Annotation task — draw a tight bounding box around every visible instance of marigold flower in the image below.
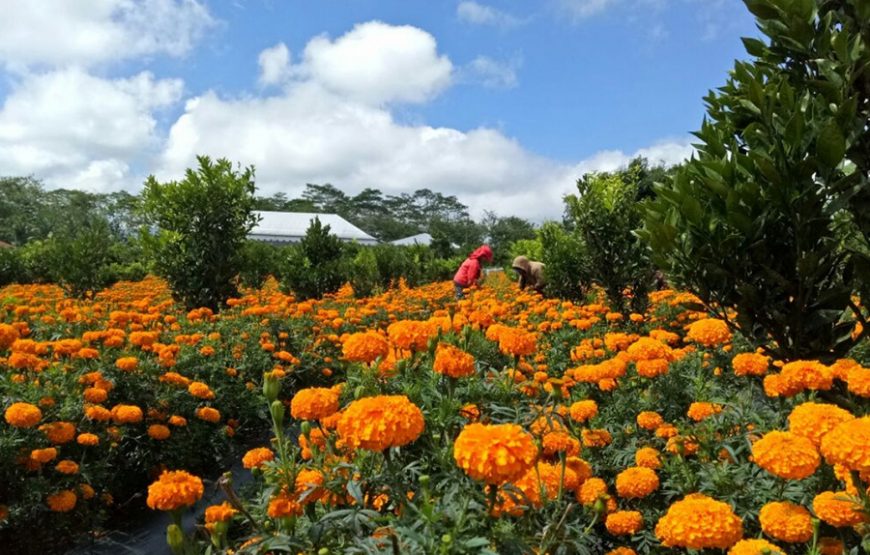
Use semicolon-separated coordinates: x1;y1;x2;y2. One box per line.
110;404;143;424
787;402;853;447
204;501;237;523
626;337;673;362
267;490;302;518
493;462;578;516
819;416;870;472
732;352;769;376
655;423;678;439
846;365;870;397
342;331;390;363
242;447;275;469
85;404;112;421
114;357;138;372
497;327;537;357
818;537;844;555
459;404;480;421
338;395;424;451
433;343;476;378
83;387;108;403
605;549;636;555
77;433;99;446
290;387;340;421
758;501;812;543
605;510;644;536
148;424;171;440
751;431;819;480
767;361;834;397
295;468;326;503
686;318;732;347
4;402;42;428
46;490;77;512
615;466;659;499
812;491;866;527
582;428;612;448
188;381;215;400
542;431;580;457
195;407;221;423
635;358;670;378
655;493;743;549
55;460;79;474
727;539;784;555
577;477;608;506
636;411;663;431
168;415;187;427
687;402;722;422
146;470;204;511
40;421;76;444
387;320;436;352
635;447;662;469
568;400;598;423
453;422;537;485
30;447;58;464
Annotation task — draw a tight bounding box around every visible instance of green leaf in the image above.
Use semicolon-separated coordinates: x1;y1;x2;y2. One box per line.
742;37;767;57
817;122;847;167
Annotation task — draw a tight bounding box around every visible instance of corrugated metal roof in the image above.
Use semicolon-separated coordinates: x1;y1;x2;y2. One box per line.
249;211;378;244
390;233;432;246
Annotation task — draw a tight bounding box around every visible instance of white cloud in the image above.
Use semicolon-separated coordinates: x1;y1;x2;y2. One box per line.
258;43;293;86
294;21;453;105
556;0;619;20
0;68;183;190
457;2;523;28
462;56;521;88
0;0;215;69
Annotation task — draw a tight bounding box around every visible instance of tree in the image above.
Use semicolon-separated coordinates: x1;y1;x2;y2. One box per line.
482;212;536;264
280;217;349;300
640;0;869;360
43;218;120;298
538;222;592;301
141;156;258;310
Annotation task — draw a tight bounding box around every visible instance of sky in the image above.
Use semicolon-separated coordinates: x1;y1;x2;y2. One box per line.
0;0;759;220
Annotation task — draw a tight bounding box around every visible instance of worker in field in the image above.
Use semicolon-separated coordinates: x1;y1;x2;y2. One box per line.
453;245;493;299
511;255;545;295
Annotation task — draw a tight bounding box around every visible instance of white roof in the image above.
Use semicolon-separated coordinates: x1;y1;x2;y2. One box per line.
250;211;377;244
390;233;432;246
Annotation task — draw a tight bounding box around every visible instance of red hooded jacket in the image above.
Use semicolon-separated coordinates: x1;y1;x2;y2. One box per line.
453;245;493;287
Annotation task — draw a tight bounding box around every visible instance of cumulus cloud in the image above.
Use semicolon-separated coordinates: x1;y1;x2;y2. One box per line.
462;56;521;88
457;2;523;29
258;43;293;86
0;68;183;190
0;0;215;69
556;0;619;20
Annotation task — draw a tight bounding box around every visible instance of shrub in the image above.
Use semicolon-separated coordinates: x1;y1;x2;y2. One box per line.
41;218;120;298
141;156;258;310
351;246;380;297
538;222;591;301
280;217;350;299
0;248;23;286
238;240;283;289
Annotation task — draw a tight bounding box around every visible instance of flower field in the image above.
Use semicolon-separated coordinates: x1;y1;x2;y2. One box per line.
2;274;869;554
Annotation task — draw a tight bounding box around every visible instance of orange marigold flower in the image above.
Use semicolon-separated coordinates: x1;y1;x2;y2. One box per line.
812;491;866;527
732;352;769;376
605;549;637;555
195;407;221;423
818;537;844;555
819;416;870;472
758;501;812;543
577;477;608;506
242;447;275;469
77;433;99;446
47;490;77;512
459;404;480;421
147;424;171;440
666;435;699;456
146;470;204;511
111;404;143;424
846;365;870;397
497;327;537;358
387;320;436;352
686;318;732;347
39;421;76;444
433;343;476;378
787;402;853;447
687;402;723;422
655;423;678;439
338;395;424;452
493;462;579;516
568;400;598;423
4;402;42;428
655;493;743;549
295;468;326;504
636;411;664;431
605;510;644;536
453;422;537;485
83;387;108;404
635;447;662;469
728;539;784;555
114;357;138;372
626;337;673;362
205;501;238;523
772;360;834;396
168;415;187;427
187;381;215;400
30;447;58;464
342;331;390;363
55;460;79;475
291;387;340;421
267;490;302;518
635;358;670;378
615;466;659;499
751;431;819;480
582;428;612;448
542;431;580;457
84;404;111;422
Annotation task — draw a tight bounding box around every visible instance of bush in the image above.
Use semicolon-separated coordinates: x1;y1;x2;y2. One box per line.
141;156;258;310
0;248;23;286
40;218;122;298
506;238;543;270
640;0;869;360
238;240;283;289
538;222;591;301
280;217;350;299
350;246;380;297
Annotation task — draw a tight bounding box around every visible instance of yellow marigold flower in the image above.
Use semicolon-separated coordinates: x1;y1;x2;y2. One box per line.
146;470;204;511
582;428;612;448
758;501;812;543
4;402;42;428
267;490;302;518
635;358;670;378
615;466;659;499
635;447;661;469
732;352;769;376
687;402;722;422
605;510;644;536
787;402;853;447
110;404;143;424
290;387;340;421
242;447;275;469
728;539;784;555
387;320;436;352
30;447;58;464
55;460;79;474
114;357;138;372
812;491;866;527
433;343;476;378
636;411;664;431
577;477;608;506
187;381;215;400
686;318;732;347
342;331;389;363
195;407;221;423
39;421;76;444
655;493;743;549
818;537;844;555
147;424;171;440
77;433;99;446
846;365;870;397
568;400;598;423
453;422;537;485
204;501;237;523
46;490;77;512
338;395;424;452
751;431;819;480
819;416;870;472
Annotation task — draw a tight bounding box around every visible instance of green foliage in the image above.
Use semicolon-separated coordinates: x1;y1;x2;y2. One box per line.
41;218;120;298
640;0;870;360
350;246;380;297
507;238;544;273
280;217;350;300
238;240;283;289
538;222;591;301
482;212;537;265
141;156;259;310
567;169;654;312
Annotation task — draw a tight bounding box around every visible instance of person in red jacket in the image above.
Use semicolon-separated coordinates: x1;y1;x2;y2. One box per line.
453;245;493;299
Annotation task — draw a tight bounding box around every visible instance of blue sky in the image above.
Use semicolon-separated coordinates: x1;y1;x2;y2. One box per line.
0;0;759;218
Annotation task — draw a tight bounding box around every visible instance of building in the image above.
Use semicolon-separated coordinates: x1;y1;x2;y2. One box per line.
249;211;378;245
390;233;433;247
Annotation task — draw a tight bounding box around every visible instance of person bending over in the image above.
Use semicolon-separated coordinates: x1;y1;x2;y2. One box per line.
512;255;545;295
453;245;493;299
